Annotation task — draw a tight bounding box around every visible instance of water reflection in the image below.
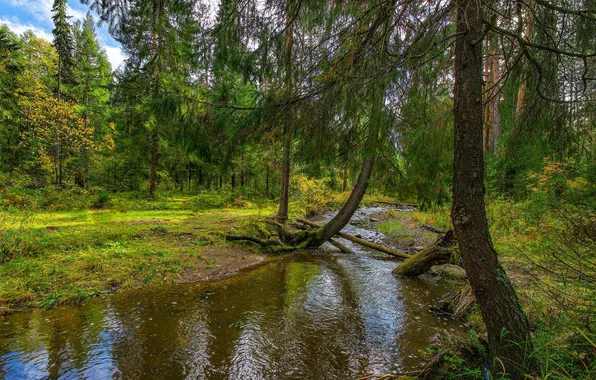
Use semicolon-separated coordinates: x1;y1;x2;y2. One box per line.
0;208;459;379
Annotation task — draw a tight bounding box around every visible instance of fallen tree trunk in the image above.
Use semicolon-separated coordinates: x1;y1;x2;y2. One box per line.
329;238;354;254
375;200;417;208
225;235;296;253
392;229;456;277
297;218;410;259
227;140;380;253
421;224;445;234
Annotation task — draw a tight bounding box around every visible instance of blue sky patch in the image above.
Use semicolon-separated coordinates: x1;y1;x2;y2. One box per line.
0;0;125;69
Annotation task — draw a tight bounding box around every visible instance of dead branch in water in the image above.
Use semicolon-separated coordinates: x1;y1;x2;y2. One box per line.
296;218;410;259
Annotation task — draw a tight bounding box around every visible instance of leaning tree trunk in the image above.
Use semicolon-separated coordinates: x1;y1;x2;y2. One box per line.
453;0;534;378
305;156;374;247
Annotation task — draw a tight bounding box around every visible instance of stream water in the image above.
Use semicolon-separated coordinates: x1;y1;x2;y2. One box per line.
0;207;461;379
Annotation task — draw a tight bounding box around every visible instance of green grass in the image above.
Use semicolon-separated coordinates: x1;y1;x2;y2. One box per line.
0;195;279;312
381;199;596;378
0;189;394;314
376;220;414;239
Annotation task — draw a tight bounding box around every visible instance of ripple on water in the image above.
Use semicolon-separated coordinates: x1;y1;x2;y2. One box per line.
0;207;461;379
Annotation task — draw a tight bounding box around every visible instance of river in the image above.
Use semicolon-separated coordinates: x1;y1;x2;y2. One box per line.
0;207;461;379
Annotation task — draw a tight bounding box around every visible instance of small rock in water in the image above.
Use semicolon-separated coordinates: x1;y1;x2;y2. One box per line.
200;289;216;299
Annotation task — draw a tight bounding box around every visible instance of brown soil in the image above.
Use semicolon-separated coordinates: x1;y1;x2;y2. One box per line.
179;247;270;283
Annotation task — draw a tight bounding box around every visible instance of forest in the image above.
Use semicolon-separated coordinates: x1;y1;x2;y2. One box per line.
0;0;595;379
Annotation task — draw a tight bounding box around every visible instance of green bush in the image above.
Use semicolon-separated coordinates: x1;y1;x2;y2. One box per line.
190;192;232;210
92;192;111;209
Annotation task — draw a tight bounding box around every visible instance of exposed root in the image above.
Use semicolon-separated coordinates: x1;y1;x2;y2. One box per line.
449;283;476;320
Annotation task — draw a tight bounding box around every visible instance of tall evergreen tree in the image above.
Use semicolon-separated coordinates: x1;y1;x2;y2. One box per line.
52;0;73;99
84;0;200;196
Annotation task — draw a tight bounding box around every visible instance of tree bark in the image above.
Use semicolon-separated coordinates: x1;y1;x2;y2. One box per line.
276;3;294;223
303;156;375;247
453;0;534;377
276;128;291;221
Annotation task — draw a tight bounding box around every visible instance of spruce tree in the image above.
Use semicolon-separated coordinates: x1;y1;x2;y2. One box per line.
52;0;73;99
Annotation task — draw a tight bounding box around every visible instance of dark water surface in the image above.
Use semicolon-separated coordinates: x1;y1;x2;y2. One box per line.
0;207;460;379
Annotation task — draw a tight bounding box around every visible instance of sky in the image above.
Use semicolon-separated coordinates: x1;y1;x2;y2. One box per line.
0;0;126;70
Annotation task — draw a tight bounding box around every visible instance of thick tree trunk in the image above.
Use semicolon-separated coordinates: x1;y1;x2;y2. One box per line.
276;4;294;223
483;39;498;153
453;0;534;377
492;46;501;151
305;156;375;247
149;131;158;197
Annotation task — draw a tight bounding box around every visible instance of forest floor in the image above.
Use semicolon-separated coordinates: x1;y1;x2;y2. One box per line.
0;204;274;314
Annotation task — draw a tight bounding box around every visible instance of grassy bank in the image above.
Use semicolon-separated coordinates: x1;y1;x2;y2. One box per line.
0;187;395;314
377;200;596;379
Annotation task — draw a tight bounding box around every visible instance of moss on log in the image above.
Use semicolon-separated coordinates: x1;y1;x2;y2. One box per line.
392;229;457;277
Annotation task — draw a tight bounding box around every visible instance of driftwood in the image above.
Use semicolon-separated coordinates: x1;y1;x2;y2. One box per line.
296;218;410;259
392;229;456;277
421;224;445;234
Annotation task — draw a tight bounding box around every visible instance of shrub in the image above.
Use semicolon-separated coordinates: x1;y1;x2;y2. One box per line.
190;192;232;210
92;192;111;209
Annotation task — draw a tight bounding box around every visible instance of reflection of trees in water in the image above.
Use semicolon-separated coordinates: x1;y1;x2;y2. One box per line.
0;253;457;378
107;287;195;379
0;304;118;378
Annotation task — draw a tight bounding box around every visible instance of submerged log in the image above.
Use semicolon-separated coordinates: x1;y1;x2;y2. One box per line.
296;218;410;259
392;229;456;277
329;238;354;254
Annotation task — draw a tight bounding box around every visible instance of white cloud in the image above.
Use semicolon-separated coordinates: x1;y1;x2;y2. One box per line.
104;45;126;70
1;0;127;71
3;0;87;24
1;16;127;70
0;17;53;41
